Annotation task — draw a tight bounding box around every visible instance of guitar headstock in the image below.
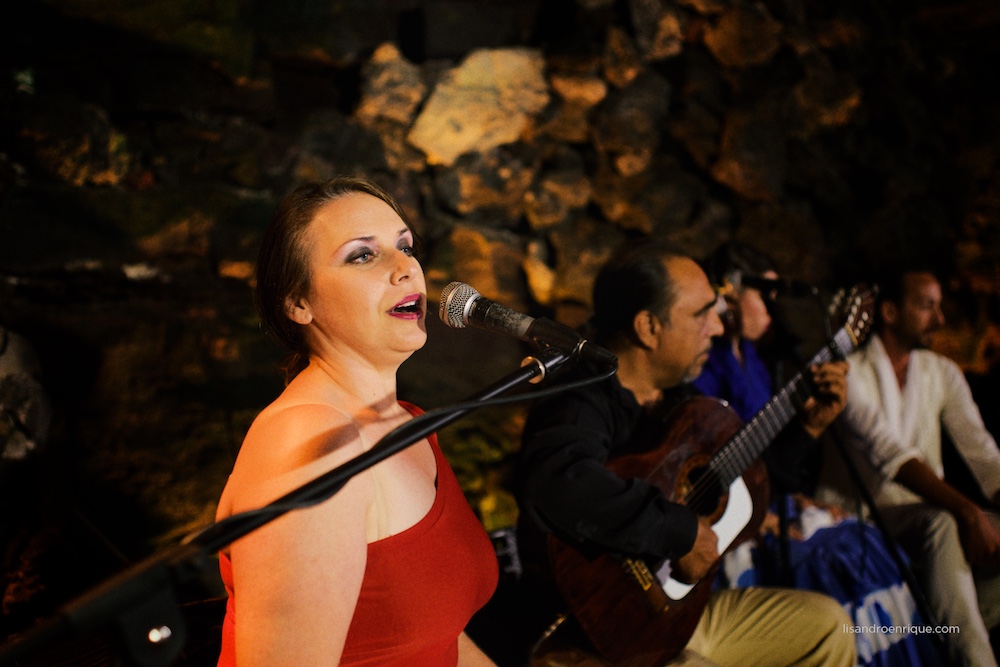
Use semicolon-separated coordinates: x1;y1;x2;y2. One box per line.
828;284;877;353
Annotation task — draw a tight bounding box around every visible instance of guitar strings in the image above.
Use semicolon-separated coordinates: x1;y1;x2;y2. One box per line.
681;375;814;512
679;329;847;512
678;294;873;518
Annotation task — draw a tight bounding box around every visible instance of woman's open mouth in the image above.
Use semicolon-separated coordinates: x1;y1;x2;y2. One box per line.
390;294;424;319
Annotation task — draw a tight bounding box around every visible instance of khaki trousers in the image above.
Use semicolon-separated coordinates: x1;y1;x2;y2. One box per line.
532;587;856;667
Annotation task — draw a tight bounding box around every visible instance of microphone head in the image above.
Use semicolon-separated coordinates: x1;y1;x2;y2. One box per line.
439;281;480;328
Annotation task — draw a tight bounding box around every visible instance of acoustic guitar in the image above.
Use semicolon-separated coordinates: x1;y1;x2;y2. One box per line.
545;287;875;667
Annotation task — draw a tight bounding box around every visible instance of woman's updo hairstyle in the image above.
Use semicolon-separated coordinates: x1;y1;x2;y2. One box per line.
702;241;777;339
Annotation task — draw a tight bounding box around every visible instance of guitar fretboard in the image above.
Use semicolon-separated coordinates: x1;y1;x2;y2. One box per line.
702;326;854;491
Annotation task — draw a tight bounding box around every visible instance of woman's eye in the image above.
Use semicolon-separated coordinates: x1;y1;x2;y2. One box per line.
348;248;375;263
399;243;414;256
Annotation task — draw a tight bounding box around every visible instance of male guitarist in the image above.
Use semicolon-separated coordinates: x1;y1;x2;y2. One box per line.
516;239;856;666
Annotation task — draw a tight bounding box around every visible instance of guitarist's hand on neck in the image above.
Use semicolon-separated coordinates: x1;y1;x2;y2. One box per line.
671;518;719;584
798;360;849;439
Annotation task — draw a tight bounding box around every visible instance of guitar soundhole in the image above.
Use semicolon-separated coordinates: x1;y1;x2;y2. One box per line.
677;458;727;520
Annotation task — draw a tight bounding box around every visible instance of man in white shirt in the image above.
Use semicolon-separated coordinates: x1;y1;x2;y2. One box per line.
836;269;1000;666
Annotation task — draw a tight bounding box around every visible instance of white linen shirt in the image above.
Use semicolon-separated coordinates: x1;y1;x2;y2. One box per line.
840;334;1000;508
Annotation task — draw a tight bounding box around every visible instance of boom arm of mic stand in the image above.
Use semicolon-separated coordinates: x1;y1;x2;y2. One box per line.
0;348;572;667
193;347;570;553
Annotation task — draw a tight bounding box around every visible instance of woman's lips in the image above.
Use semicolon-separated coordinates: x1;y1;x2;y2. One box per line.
389;294;424;319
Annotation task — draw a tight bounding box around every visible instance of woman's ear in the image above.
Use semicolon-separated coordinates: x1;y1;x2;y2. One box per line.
285;296;313;325
718;299;737;332
633;310;661;350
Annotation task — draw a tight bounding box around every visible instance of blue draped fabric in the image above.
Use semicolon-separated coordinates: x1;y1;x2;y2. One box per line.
732;519;937;666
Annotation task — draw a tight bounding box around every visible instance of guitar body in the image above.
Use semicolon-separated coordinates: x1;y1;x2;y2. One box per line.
546;397;770;667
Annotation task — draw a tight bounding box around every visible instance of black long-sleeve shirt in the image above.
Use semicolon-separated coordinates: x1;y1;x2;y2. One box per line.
516;371;816;563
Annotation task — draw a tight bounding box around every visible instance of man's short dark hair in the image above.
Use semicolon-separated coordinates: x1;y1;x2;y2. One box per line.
874;264;941;307
591;239;690;348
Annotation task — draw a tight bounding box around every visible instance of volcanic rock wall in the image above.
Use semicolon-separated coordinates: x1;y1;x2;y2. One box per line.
1;0;998;641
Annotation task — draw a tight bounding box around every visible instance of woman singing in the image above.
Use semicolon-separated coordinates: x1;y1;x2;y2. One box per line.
215;176;498;666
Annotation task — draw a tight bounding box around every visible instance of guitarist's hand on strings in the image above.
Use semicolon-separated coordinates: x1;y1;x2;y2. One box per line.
672;518;719;584
799;360;849;439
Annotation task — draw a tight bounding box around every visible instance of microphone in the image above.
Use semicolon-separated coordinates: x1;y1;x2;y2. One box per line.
740;275;820;298
438;282;617;368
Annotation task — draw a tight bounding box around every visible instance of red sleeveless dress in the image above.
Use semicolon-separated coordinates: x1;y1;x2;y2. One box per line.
217;402;498;666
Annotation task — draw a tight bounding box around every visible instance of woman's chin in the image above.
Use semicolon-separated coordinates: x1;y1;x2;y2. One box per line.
397;329;429;356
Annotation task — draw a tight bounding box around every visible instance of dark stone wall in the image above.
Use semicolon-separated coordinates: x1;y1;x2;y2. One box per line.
1;0;998;652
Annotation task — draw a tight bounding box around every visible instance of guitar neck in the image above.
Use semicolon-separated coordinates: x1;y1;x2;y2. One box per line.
707;326;854;488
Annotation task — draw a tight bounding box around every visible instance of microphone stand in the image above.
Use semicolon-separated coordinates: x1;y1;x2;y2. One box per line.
0;347;576;667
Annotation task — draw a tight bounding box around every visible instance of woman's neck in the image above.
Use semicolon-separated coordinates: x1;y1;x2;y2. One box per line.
730;335;745;366
304;355;401;411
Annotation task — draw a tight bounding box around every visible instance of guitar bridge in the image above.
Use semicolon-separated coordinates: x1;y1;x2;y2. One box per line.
621;558;668;612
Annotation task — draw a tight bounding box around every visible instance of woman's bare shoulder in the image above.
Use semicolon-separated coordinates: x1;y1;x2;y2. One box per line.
222;399;370;515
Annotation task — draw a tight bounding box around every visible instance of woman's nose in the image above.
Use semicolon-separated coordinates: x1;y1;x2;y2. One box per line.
391;250;418;283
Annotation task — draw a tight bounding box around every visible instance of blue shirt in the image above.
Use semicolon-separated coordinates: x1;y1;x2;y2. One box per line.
693;337;774;422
